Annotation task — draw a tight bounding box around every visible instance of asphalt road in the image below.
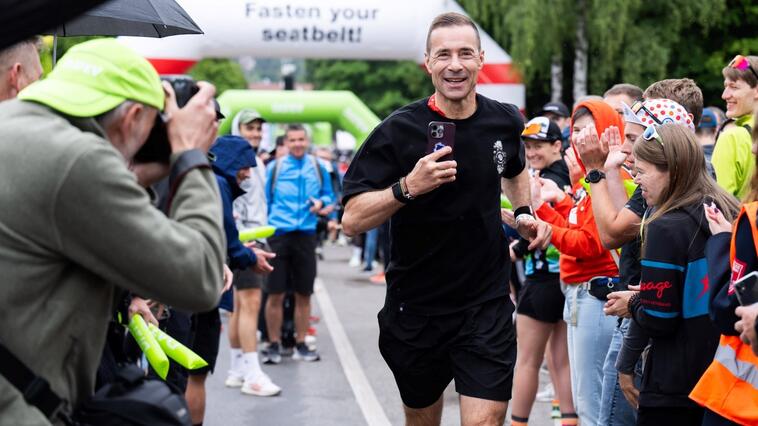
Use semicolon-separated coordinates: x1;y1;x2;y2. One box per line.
205;245;555;426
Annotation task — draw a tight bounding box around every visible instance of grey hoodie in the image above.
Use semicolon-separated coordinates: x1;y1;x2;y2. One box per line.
231;111;268;231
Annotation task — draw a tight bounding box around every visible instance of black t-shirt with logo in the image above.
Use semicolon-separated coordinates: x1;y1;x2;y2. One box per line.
342;95;525;315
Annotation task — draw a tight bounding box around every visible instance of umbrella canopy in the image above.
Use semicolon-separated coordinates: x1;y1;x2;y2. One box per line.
0;0;108;50
50;0;203;37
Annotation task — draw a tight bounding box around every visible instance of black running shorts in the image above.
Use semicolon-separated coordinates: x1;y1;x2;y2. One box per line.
378;296;517;409
187;309;221;376
516;273;565;323
264;232;317;295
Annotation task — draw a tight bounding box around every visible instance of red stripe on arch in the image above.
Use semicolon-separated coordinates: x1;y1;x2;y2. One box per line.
478;63;521;84
147;58;198;75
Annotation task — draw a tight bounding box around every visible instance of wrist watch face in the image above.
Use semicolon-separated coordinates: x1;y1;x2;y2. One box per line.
587;170;603;183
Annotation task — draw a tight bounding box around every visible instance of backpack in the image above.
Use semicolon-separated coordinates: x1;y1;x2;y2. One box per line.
267;155;324;202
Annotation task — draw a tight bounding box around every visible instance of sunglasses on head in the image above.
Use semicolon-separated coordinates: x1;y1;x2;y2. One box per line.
728;55;758;81
642;124;664;148
630;101;663;125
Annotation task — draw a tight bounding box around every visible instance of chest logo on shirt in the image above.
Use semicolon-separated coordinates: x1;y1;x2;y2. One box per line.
493;140;505;174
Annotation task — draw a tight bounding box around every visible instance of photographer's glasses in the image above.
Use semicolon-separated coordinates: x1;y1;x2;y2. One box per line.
728;55;758;81
631;101;663;125
642;124;664;148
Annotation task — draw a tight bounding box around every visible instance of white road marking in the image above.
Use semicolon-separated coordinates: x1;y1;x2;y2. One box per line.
313;278;391;426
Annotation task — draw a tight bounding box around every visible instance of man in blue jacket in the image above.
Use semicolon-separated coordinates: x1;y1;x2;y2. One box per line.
264;124;335;363
208;135;280;401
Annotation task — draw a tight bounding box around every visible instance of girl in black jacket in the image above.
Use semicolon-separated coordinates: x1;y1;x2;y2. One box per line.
607;124;739;425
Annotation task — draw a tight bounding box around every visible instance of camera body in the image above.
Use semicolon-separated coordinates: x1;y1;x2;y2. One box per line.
133;75;199;164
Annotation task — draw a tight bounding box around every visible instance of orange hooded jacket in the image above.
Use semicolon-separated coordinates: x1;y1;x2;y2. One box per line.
536;99;622;283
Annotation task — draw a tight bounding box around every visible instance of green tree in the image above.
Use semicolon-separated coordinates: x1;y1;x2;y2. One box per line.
306;59;434;119
460;0;726;112
188;59;247;94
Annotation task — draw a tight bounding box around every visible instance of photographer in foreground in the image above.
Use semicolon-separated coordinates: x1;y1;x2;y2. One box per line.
0;39;225;424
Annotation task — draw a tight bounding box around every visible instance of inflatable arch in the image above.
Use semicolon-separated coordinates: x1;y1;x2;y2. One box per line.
119;0;525;108
218;90;381;147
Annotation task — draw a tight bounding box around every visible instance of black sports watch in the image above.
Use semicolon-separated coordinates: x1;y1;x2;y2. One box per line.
585;169;606;184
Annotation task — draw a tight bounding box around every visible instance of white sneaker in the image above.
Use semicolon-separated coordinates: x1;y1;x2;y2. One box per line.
535;382;555;402
348;254;361;267
241;372;281;396
224;370;244;388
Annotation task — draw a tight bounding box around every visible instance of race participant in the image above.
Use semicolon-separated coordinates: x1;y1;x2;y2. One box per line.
605;123;738;425
712;55;758;198
341;12;551;426
690;112;758;425
527;99;622;426
264;124;334;363
509;117;575;426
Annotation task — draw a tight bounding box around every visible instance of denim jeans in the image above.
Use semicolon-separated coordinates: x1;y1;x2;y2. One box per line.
363;227;379;270
562;283;617;426
599;318;638;426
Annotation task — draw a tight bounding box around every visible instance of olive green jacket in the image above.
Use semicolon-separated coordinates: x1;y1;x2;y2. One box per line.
0;100;225;425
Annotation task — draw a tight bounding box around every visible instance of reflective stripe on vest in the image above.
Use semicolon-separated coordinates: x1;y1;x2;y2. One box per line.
714;339;758;391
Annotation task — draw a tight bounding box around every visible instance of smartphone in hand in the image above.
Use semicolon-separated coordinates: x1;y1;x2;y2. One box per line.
734;270;758;306
426;121;456;161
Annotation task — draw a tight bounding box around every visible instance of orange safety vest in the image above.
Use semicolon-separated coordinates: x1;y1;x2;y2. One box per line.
690;202;758;425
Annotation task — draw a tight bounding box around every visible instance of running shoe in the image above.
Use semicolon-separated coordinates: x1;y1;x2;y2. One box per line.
241;371;281;397
293;343;320;362
224;370;244;388
264;342;282;365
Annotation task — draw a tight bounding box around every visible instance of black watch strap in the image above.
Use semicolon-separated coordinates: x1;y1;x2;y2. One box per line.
585;169;606;184
392;181;409;204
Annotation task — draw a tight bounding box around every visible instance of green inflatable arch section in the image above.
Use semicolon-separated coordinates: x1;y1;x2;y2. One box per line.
217;90;381;148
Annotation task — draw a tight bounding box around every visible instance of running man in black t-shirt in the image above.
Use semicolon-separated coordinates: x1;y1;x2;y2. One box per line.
341;12;552;425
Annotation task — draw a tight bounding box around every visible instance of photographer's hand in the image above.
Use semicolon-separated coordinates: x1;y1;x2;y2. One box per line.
164;81;218;154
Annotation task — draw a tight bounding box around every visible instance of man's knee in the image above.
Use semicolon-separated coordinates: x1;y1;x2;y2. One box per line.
238;288;262;311
404;397;444;426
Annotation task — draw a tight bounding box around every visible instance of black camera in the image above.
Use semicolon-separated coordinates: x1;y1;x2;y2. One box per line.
133;75;199;164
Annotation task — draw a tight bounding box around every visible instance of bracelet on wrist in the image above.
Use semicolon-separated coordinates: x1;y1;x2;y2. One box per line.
399;177;415;200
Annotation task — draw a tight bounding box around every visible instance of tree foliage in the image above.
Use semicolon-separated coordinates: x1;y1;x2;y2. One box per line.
188;59;247;94
459;0;728;112
306;59;434;119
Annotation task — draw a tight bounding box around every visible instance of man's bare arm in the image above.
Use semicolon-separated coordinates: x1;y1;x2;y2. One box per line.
342;146;456;236
342;189;402;237
501;168;531;209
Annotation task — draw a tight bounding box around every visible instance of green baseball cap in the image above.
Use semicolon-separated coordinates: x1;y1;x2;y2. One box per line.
19;38;164;117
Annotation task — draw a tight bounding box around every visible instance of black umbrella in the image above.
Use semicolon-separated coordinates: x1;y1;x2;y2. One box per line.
46;0;203;63
52;0;203;38
0;0;109;50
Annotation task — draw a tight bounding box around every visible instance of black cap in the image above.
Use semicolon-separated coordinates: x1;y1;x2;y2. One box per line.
540;101;570;118
522;116;563;142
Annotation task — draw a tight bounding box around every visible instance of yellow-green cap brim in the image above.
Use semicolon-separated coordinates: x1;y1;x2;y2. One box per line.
19;78;125;118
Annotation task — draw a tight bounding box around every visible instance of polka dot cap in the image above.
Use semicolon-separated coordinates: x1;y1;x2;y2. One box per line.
639;98;695;132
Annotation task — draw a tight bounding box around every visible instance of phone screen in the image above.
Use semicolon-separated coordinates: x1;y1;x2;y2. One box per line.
734;271;758;306
426;121;456;161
